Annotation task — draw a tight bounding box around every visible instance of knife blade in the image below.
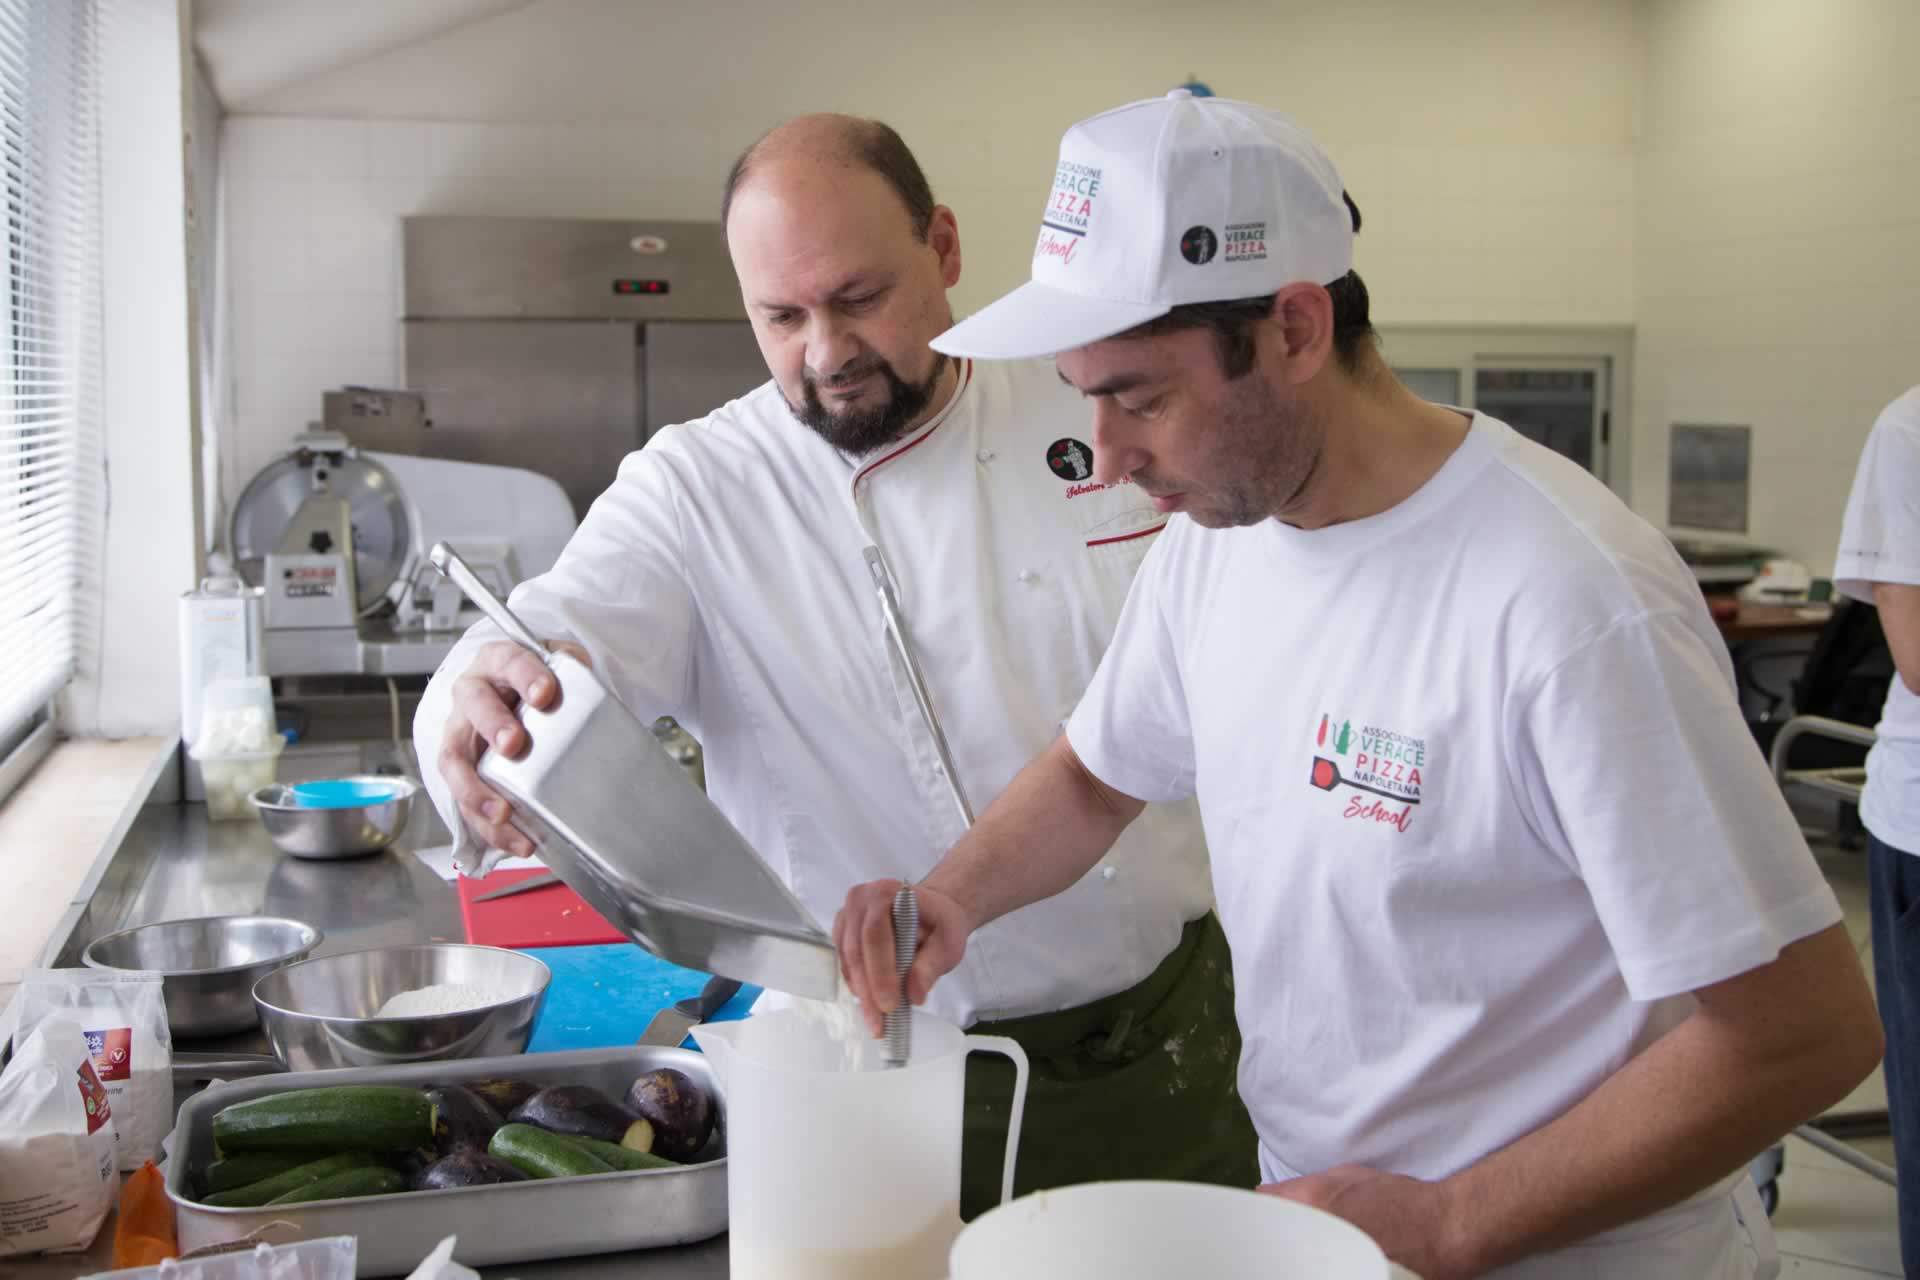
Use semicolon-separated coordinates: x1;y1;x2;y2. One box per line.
471;870;563;902
638;975;743;1047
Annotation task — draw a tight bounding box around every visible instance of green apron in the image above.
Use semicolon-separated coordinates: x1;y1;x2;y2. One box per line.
959;911;1258;1220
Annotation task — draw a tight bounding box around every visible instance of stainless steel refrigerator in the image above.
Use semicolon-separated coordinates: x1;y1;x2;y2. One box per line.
402;216;769;518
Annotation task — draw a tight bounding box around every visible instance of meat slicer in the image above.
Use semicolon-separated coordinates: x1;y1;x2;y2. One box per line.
227;430;577;678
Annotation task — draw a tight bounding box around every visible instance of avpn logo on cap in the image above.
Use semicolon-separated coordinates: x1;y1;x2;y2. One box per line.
1179;226;1218;265
932;94;1355;360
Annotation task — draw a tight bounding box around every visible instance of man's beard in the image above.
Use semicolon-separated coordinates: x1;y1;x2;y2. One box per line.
1141;373;1322;529
788;354;949;455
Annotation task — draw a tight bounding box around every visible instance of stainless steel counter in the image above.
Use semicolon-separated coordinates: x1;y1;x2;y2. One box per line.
20;798;730;1279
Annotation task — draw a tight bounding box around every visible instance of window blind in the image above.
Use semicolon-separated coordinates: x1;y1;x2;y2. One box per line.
0;0;103;747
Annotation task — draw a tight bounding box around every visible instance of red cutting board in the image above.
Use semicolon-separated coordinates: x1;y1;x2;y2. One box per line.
456;867;627;948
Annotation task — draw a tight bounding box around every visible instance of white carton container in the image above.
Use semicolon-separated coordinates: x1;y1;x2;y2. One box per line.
192;677;281;820
179;572;265;804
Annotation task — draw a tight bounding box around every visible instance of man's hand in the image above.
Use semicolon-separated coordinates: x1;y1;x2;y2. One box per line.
1262;1165;1468;1280
437;637;590;857
832;879;973;1036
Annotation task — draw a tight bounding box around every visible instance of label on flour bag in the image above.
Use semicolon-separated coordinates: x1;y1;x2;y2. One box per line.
76;1059;113;1136
82;1027;132;1082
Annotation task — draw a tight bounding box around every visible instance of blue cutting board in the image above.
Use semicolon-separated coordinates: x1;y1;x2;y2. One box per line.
522;944;759;1054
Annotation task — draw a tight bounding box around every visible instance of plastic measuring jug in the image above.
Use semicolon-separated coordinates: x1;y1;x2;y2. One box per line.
694;1007;1028;1280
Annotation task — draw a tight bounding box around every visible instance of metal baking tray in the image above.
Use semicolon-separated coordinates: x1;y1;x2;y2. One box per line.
164;1046;727;1276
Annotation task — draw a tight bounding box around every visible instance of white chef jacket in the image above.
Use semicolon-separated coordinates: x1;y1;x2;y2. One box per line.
413;357;1215;1025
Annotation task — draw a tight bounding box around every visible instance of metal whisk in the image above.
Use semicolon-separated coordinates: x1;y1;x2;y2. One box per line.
884;886;918;1068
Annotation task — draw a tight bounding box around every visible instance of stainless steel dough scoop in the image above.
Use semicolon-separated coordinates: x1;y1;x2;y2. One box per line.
431;541;839;998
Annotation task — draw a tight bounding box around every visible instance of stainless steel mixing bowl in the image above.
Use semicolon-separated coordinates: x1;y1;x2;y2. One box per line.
251;943;550;1070
250;775;418;858
82;915;323;1038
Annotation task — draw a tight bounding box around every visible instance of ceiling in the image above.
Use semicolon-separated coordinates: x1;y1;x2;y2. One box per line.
192;0;534;110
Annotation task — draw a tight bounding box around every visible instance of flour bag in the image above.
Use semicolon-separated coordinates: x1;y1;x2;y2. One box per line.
0;1015;118;1256
16;968;173;1169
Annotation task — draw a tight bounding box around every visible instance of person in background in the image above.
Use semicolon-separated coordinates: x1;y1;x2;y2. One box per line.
412;113;1256;1218
1835;385;1920;1277
836;91;1884;1279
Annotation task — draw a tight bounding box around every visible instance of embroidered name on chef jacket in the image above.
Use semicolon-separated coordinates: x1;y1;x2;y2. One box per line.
1308;713;1427;834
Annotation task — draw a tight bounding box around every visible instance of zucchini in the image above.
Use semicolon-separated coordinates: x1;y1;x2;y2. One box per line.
550;1132;678;1172
213;1085;434;1154
203;1150;312;1195
266;1166;409;1205
488;1123;615;1179
200;1152;382;1207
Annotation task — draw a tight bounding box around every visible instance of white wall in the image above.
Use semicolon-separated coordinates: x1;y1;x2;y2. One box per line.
62;0;200;738
1632;0;1920;570
216;0;1640;505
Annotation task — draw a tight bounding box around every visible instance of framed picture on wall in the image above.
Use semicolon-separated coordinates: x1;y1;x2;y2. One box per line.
1668;423;1751;533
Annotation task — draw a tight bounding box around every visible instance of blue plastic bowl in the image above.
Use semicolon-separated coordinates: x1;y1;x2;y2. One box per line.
289;778;415;810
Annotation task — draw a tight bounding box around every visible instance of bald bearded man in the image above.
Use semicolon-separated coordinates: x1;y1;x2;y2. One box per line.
414;114;1257;1217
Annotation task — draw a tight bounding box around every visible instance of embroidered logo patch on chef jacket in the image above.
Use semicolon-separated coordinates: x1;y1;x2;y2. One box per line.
1308;712;1426;834
1047;437;1095;481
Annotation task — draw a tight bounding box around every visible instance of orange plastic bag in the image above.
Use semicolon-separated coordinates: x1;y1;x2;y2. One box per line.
111;1160;177;1267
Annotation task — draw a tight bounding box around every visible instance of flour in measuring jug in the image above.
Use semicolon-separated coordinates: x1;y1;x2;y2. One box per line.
787;981;872;1071
731;1204;962;1280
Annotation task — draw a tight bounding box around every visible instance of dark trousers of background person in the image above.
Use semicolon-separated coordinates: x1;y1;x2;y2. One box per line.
1869;832;1920;1278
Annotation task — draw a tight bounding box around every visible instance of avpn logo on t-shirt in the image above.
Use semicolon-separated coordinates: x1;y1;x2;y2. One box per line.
1308;713;1426;833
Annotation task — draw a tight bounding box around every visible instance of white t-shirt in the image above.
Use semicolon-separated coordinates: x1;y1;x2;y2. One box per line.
1834;386;1920;853
1069;414;1836;1270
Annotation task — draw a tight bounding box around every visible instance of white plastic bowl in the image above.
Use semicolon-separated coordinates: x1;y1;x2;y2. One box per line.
949;1181;1392;1280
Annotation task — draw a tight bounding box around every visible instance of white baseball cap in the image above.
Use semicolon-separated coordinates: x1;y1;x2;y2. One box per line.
933;90;1353;360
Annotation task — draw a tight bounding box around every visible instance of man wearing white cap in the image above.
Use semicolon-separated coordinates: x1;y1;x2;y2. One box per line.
837;92;1882;1278
418;113;1257;1219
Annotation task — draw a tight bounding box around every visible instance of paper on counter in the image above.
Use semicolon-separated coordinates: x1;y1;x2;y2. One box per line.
411;844;544;883
405;1235;481;1280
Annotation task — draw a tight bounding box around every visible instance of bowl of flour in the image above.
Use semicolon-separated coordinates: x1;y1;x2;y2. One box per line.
251;943;550;1070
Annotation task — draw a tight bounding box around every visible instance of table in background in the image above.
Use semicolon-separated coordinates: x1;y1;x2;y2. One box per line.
1706;595;1833;643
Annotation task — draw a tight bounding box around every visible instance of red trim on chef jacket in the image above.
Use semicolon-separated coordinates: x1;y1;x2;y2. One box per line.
850;360;974;488
1086;522;1167;548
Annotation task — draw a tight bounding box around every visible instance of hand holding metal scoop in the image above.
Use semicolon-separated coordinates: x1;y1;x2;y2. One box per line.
428;542;840;999
884;886;918;1068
